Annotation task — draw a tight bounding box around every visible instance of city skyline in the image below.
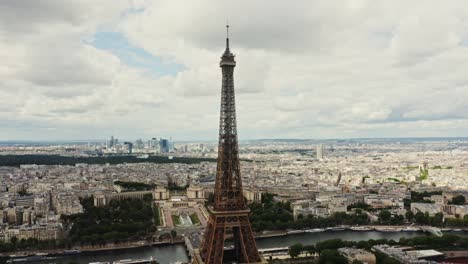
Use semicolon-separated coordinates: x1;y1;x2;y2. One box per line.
2;1;468;140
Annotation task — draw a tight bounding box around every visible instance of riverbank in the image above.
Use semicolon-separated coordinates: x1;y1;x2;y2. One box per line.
3;230;449;264
1;226;466;258
0;239;185;258
255;225;468;239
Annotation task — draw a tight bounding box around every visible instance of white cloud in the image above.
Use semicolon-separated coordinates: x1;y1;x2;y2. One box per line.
1;0;468;140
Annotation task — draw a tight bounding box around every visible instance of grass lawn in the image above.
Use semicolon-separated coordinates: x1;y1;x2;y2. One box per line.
172;215;181;226
190;213;200;225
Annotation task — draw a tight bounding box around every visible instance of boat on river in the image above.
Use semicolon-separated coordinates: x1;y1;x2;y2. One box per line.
305;228;325;233
376;227;400;232
326;227;345;231
402;226;419;232
350;226;373;231
7;255;55;263
287;230;305;234
62;249;81;255
113;256;159;264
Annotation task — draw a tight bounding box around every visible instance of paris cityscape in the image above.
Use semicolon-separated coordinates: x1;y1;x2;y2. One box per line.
2;1;468;264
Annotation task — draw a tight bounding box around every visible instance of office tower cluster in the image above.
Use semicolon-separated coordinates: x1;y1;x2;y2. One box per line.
105;136;174;154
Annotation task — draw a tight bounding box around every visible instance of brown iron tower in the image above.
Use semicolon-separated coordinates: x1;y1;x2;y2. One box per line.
197;26;263;264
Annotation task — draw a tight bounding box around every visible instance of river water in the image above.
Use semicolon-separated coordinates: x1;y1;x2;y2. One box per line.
10;231;463;264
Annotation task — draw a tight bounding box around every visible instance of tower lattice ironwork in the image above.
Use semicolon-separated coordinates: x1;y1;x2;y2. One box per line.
198;26;263;264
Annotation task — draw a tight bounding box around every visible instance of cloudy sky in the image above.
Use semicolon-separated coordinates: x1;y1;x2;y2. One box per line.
1;0;468;141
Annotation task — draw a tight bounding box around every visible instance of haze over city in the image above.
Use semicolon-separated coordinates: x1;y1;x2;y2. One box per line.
2;1;468;141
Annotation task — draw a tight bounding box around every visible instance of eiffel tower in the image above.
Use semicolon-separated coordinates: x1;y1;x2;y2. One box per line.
193;26;266;264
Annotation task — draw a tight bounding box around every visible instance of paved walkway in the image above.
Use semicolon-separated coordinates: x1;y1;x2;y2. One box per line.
164;209;174;228
194;205;208;227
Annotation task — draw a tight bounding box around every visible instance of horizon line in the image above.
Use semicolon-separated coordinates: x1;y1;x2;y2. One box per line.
1;136;468;143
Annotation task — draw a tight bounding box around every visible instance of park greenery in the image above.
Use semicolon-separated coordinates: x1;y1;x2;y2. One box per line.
0;238;71;253
172;215;181;226
0;195;160;253
249;192;468;232
448;195;466;205
190;213;200;225
318;249;349;264
114;180;154;191
0;154;215;167
249;194;370;232
409;191;442;203
62;194;158;245
418;167;429;181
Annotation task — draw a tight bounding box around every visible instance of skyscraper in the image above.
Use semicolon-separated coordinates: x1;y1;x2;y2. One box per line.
194;26;264;264
159;138;169;153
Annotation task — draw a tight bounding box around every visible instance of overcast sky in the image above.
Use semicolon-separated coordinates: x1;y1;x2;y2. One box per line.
1;0;468;141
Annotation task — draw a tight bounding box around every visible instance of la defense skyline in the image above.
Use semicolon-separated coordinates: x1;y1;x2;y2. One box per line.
193;27;265;264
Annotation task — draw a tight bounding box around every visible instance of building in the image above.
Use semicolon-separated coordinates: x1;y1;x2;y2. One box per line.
441;204;468;218
13;196;35;208
243;189;262;203
293;205;329;220
153;187;170;201
109;135;115;148
150;138;159;152
4;224;63;242
123;142;133;154
93;190;153;207
430;195;445;205
373;244;443;263
93;193;107;207
338;247;376;264
34;197;50;217
52;193;83;215
160;139;170;153
364;194;404;209
317;144;324;159
411;203;441;216
187;186;205;200
22;208;34;226
5;207;18;225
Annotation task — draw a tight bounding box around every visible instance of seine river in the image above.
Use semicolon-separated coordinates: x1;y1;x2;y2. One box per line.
8;230;439;264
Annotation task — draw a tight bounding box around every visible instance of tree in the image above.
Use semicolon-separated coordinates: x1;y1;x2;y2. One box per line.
419;168;429;181
10;237;18;247
289;243;303;258
449;195;466;205
379;210;392;223
316;239;346;253
415;212;428;224
303;244;316;256
405;210;414;221
432;213;444;226
319;249;348;264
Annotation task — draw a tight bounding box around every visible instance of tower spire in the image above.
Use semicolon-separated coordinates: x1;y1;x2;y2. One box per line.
225;24;230;50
